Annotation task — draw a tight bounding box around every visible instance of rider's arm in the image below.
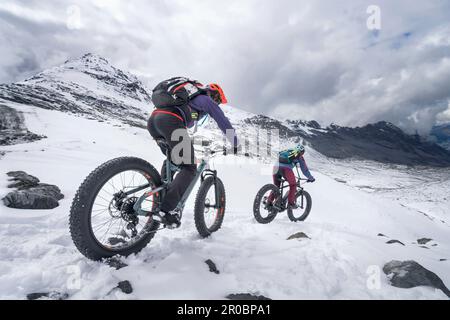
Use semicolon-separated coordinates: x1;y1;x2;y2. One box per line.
190;95;238;147
296;156;314;180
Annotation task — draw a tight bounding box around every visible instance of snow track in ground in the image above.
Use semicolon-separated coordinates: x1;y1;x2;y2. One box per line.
1;105;449;299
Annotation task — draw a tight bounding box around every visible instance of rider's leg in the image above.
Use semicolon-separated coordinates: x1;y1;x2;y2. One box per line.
282;168;297;206
160;131;197;214
268;166;282;204
147;113;197;227
160;163;196;211
149;113;197;213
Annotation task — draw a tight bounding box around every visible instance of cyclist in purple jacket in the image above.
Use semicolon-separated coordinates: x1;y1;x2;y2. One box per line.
148;83;238;228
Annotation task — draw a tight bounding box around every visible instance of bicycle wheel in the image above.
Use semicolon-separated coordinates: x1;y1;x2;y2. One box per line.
70;157;162;261
287;190;312;222
253;184;280;224
194;176;226;238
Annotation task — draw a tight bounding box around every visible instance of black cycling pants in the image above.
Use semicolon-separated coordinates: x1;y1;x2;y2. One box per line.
147;112;197;213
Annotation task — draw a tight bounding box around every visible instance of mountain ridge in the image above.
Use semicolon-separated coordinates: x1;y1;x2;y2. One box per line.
1;53;450;166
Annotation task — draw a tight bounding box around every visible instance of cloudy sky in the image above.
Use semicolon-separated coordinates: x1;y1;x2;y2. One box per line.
1;0;450;133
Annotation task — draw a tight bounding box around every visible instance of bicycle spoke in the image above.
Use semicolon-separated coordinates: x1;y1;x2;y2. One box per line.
100;188;114;198
100;218;119;243
109;178;118;194
120;173;125;190
92;218;115;232
95;193;111;204
89;169;158;250
128;171;137;191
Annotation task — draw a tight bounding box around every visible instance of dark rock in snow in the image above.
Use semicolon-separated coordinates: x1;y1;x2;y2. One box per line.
117;281;133;294
7;171;40;189
440;259;447;262
27;184;64;200
205;259;220;274
2;171;64;209
27;292;69;300
383;260;450;298
378;233;387;237
386;240;405;246
3;184;64;209
227;293;271;300
287;232;310;240
105;257;128;270
0;105;46;146
417;238;432;245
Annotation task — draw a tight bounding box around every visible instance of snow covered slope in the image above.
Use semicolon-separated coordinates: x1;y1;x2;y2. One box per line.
0;102;449;300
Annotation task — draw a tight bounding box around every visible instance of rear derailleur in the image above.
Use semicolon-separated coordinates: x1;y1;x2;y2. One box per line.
112;192;139;237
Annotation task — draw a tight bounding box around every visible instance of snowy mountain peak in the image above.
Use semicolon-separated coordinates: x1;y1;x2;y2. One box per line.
25;53;147;96
1;53;152;128
76;53;110;65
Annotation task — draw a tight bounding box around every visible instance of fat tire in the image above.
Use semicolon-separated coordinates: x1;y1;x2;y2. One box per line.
194;177;226;238
287;190;312;222
69;157;162;261
253;184;279;224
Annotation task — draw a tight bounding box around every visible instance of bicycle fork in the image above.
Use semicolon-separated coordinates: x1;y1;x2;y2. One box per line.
201;168;222;211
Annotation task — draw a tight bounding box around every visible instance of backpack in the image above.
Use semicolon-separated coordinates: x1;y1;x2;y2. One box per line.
279;149;299;164
152;77;205;109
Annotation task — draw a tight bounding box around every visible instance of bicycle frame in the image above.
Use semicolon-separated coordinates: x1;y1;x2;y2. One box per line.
131;145;220;217
275;166;308;211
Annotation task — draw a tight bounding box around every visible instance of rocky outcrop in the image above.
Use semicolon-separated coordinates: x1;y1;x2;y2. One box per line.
0;104;45;146
383;260;450;298
2;171;64;209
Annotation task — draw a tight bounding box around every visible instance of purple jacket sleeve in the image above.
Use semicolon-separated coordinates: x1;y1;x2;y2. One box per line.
190;95;238;147
295;156;314;180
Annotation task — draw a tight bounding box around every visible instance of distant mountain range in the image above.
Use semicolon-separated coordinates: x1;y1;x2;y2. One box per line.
1;53;450;167
431;124;450;151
